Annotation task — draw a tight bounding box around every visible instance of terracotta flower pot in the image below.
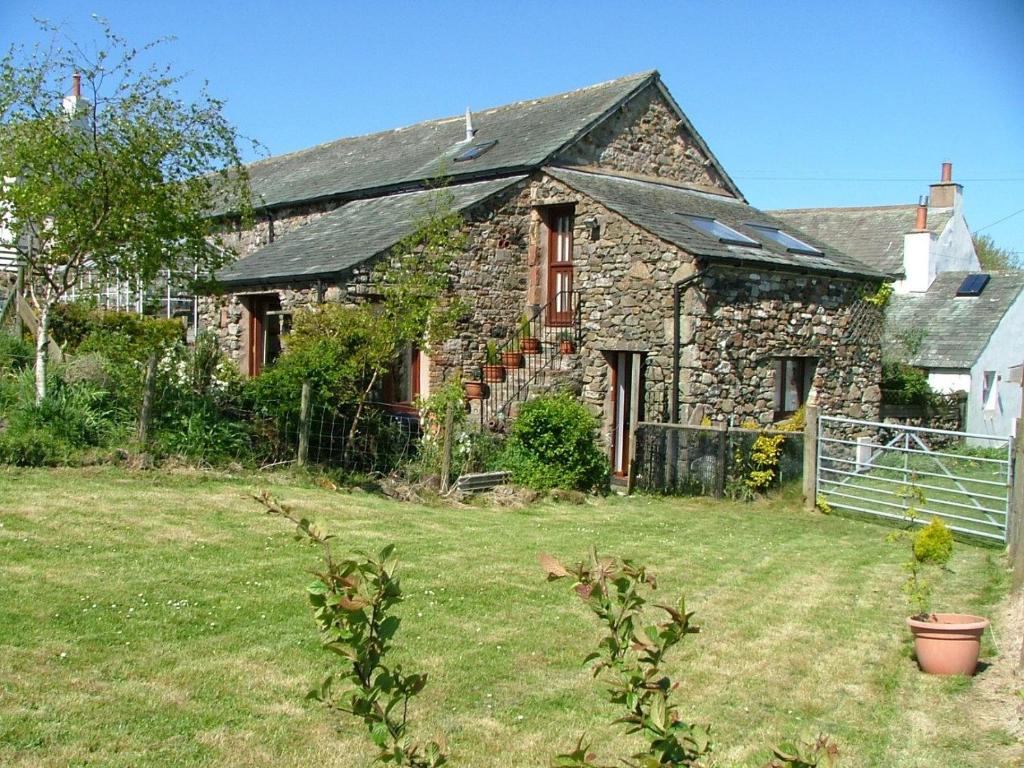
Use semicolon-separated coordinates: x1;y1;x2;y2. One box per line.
521;337;541;354
906;613;989;675
558;339;575;354
482;364;506;383
463;380;488;400
501;350;524;369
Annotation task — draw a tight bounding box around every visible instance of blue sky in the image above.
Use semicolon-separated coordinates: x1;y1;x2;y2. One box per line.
4;0;1023;258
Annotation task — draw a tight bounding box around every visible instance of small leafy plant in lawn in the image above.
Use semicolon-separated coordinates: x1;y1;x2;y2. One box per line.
540;549;839;768
254;491;446;767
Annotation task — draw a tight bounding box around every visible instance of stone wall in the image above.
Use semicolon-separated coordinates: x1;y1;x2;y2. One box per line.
556;83;732;194
681;268;883;425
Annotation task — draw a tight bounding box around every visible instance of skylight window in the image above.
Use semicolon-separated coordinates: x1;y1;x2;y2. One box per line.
680;215;760;247
453;139;498;162
956;273;990;296
745;223;823;256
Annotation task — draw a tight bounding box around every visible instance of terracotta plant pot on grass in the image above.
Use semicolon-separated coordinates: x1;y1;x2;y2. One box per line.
896;517;988;676
906;613;989;675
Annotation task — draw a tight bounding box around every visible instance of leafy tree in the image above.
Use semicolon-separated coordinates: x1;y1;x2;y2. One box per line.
973;234;1022;271
251;188;468;457
0;20;251;402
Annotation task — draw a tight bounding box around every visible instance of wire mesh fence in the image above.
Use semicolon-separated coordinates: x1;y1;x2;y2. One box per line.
632;422;804;497
145;375;421;474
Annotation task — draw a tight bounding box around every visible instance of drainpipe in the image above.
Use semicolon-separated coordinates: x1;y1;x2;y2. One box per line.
671;270;705;424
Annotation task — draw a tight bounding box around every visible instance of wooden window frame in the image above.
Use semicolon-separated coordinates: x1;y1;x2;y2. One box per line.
247;295;289;377
774;357;816;420
546;206;575;327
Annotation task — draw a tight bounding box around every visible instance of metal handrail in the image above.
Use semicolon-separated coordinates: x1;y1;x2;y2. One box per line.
478;290;581;426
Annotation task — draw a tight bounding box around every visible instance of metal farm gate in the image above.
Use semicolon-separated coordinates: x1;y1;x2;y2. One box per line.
816;416;1013;543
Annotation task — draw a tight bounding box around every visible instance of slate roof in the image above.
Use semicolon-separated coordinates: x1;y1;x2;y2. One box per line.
229;70;745;213
884;271;1024;368
216;176;526;286
546;168;884;279
766;205;953;277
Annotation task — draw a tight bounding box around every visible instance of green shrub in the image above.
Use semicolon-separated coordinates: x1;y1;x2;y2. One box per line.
0;332;33;372
913;518;953;566
50;303;184;363
154;397;250;462
0;423;74;466
6;378;122;448
499;393;608;492
881;361;932;406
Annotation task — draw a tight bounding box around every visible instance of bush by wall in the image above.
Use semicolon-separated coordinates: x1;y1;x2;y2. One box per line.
498;393;608;492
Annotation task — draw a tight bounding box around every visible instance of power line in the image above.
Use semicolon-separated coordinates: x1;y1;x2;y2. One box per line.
734;176;1024;182
975;207;1024;233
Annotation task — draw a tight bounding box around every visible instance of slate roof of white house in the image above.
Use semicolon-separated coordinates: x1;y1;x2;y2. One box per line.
216;176;526;285
222;71;741;215
547;168;885;279
884;271;1024;368
766;204;954;277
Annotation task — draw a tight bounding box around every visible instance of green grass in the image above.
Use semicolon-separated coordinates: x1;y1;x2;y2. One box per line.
0;467;1016;767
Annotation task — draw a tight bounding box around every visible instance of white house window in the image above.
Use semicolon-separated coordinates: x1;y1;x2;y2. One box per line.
775;357;816;418
982;370;998;412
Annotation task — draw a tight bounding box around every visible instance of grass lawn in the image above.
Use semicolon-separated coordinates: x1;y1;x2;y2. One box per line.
0;467;1016;767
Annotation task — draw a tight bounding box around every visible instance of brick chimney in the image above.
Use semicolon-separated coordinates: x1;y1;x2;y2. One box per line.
62;72;90;127
914;195;928;230
929;161;962;210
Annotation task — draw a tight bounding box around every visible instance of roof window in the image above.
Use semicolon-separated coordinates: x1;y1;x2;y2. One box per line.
745;223;823;256
453;139;498;162
680;215;760;247
956;273;990;297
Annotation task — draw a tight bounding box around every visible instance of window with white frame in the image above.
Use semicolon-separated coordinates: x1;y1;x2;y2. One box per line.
982;370;998;412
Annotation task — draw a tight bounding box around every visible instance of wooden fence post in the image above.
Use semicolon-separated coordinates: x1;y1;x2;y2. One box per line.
137;353;158;446
803;405;820;512
297;380;311;467
1011;418;1024;593
439;400;455;494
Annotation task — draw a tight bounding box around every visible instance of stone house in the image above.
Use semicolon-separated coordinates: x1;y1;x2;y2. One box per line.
204;71;886;476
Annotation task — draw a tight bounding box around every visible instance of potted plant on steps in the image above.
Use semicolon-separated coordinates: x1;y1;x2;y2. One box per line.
896;516;989;675
501;340;523;370
463;376;488;400
557;330;576;354
482;341;506;383
518;315;541;354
